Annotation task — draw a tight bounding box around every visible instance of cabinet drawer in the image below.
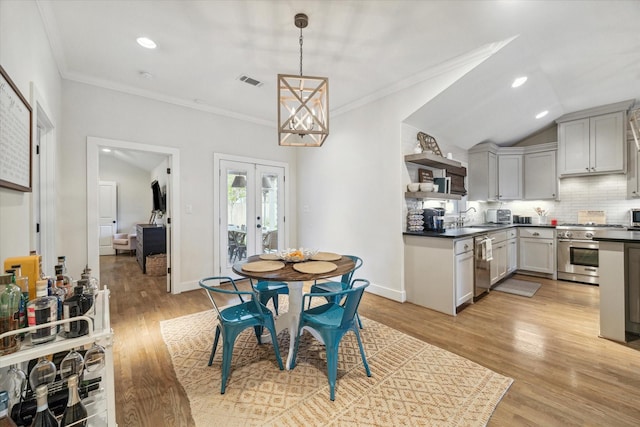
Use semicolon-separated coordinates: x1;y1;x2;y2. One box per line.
518;227;554;239
507;228;517;239
488;230;507;243
455;238;473;255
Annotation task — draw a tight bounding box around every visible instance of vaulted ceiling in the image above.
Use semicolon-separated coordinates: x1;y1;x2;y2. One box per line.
38;0;640;149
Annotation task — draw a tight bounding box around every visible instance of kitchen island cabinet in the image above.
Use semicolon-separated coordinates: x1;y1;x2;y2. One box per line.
404;234;474;316
594;230;640;342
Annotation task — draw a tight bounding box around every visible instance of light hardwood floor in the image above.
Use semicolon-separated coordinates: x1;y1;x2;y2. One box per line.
102;255;640;426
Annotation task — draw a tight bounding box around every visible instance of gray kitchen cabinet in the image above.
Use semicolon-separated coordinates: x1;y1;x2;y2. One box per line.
455;238;474;307
627;136;640;198
507;228;518;274
557;100;633;176
518;227;555;275
498;154;523;200
469;142;552;201
468;145;499;201
524;147;557;200
489;230;508;285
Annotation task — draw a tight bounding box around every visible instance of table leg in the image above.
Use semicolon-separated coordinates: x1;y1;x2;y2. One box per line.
259;281;303;370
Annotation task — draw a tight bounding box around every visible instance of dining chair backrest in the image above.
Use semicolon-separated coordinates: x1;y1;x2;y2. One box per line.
339;279;369;328
199;276;265;319
340;255;363;284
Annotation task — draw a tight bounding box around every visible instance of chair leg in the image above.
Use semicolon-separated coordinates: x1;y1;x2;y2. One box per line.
253;325;264;344
272;295;279;315
209;326;221;366
220;332;239;394
353;327;371;377
356;312;363;329
266;318;284;370
326;338;339;401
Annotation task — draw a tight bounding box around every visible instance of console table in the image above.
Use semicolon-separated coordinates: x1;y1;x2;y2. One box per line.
136;224;166;273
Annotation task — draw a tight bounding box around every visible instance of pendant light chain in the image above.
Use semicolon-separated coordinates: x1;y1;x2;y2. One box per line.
299;27;304;76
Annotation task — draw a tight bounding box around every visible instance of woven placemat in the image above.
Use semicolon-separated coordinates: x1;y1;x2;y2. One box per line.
241;260;285;272
310;252;342;261
292;261;337;274
259;253;279;260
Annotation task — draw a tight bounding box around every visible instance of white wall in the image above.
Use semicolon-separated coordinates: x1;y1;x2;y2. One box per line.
0;0;62;264
60;80;297;287
296;47;498;302
98;155;153;234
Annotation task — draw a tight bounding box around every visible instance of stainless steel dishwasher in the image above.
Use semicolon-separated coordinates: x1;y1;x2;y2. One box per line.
474;234;492;298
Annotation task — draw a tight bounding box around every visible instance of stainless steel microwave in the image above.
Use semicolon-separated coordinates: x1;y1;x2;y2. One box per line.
632;209;640;228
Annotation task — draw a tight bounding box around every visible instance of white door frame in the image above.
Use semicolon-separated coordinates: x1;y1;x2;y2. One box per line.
30;83;56;273
98;181;117;256
87;137;181;293
213;153;289;277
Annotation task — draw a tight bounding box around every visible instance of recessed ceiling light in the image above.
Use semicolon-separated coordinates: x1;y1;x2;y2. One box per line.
511;76;528;88
136;37;157;49
102;148;111;153
535;110;549;119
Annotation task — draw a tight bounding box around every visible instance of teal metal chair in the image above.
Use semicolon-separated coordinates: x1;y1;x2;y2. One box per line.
309;256;364;328
250;279;289;316
291;279;371;401
199;276;284;394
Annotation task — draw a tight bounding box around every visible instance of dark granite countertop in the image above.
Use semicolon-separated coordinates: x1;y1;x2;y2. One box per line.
403;223;556;239
592;229;640;243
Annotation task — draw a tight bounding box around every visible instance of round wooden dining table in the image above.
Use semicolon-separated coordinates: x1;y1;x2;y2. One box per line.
232;254;356;369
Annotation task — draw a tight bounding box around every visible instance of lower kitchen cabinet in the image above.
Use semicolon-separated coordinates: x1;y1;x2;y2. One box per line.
455;238;474;307
518;227;556;275
507;229;518;273
489;231;508;285
404;235;473;316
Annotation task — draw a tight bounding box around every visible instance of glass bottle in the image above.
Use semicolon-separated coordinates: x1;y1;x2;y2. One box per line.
0;273;22;355
0;390;18;427
27;280;58;345
30;384;57;427
10;265;29;329
63;284;90;338
60;374;87;427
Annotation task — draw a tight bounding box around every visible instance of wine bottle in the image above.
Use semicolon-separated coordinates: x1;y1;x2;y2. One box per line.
60;374;87;427
30;385;57;427
0;390;18;427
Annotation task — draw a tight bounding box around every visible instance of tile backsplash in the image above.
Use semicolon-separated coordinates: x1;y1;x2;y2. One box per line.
487;174;638;225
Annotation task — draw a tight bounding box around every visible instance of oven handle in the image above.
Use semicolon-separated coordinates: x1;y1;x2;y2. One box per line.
584;267;597;272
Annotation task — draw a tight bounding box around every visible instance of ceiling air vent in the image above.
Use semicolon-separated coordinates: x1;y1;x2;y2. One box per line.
238;75;263;87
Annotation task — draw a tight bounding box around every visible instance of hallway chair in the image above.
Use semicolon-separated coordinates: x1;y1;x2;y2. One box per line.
112;233;137;255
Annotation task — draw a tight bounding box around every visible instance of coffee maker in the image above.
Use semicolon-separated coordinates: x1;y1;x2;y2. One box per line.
423;208;446;232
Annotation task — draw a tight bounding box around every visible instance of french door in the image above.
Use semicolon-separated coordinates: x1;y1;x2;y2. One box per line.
219;159;285;278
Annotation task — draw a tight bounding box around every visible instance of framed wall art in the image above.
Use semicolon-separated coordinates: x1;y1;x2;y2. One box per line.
0;64;32;192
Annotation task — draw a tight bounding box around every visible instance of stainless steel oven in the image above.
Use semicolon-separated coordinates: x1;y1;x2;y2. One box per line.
556;224;625;285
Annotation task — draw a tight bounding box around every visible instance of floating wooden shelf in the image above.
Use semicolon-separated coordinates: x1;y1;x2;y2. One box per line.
404;152;463;169
405;191;462;201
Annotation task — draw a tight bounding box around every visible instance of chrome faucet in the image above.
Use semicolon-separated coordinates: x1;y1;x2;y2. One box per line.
457;207;477;227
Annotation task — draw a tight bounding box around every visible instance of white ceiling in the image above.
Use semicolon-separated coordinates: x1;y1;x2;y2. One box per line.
38;0;640;149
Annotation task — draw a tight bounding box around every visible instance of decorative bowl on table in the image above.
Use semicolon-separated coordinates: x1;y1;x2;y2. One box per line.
277;248;317;263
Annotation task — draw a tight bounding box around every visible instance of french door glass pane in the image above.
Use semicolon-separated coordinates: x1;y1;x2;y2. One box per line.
227;170;247;262
261;173;279;253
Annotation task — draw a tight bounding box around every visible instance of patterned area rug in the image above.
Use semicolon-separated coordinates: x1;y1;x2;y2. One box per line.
160;301;513;426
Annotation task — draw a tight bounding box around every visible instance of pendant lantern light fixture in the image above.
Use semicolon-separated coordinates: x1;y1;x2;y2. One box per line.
278;13;329;147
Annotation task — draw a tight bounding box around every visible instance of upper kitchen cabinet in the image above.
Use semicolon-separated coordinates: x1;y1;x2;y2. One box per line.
469;142;557;201
557;100;634;177
468;143;523;201
524;143;558;200
628;133;640;198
